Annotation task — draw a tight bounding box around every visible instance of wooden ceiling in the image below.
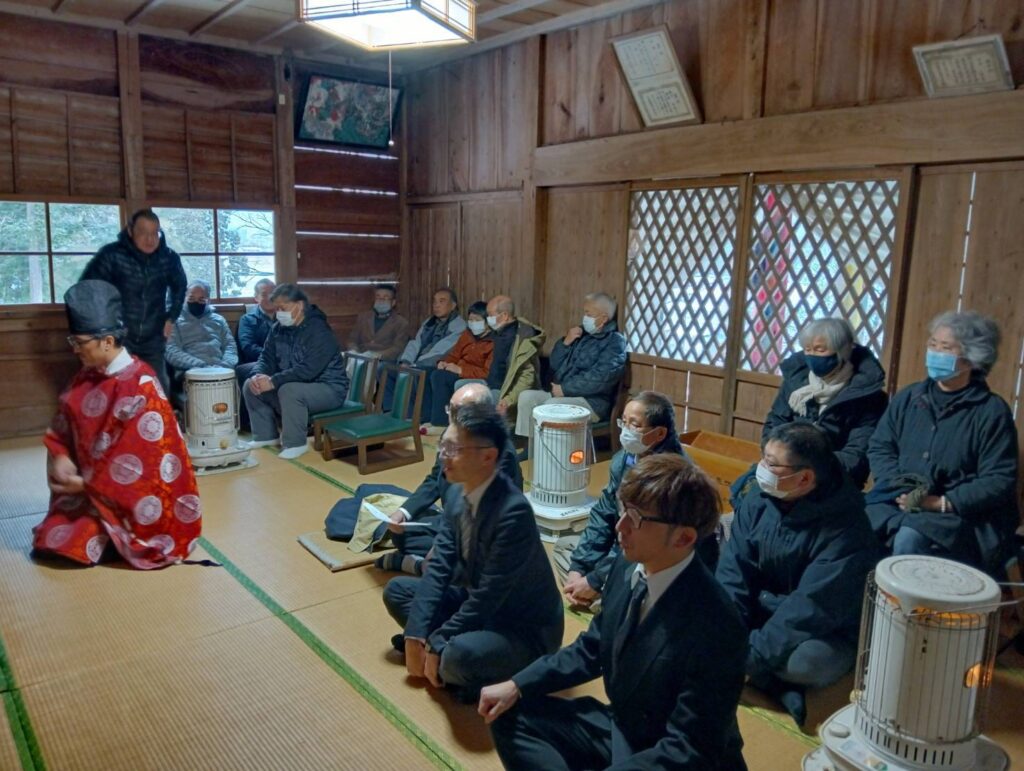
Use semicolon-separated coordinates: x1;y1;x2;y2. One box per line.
0;0;661;68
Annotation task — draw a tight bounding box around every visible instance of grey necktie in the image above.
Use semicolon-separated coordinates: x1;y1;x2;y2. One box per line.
613;571;649;664
459;495;474;562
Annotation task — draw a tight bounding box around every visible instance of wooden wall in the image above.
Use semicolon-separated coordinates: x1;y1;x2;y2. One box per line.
0;13;291;437
401;0;1024;453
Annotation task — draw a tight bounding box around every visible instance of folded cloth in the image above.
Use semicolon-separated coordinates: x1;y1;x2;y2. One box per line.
348;493;408;554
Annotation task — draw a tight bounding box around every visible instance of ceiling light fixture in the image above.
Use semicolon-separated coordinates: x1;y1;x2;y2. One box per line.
298;0;475;50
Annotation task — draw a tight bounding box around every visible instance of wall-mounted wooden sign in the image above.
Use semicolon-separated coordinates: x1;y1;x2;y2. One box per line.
611;25;701;128
913;34;1014;98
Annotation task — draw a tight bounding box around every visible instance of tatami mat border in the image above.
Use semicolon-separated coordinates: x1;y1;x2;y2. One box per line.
740;703;818;748
198;536;462;770
0;633;45;771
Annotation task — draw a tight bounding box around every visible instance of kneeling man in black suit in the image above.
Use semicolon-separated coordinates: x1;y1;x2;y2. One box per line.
480;453;749;770
383;401;564;698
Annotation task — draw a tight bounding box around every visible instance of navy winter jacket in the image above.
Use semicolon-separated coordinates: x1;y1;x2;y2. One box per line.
716;471;879;676
253;305;348;395
237;305;274;364
549;320;627;420
80;228;187;352
762;344;888;487
866;377;1019;575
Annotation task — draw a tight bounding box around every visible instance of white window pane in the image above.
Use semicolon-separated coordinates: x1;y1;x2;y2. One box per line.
152;207;214;253
218;209;275;253
0;254;51;305
218;254;275;299
50;204;121;252
0;202;47;252
53;255;94;302
180;255;215;293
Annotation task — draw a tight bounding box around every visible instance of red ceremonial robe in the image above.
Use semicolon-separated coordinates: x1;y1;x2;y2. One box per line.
33;352;202;569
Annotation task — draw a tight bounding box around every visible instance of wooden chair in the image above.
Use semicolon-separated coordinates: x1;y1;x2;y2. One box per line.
311;353;377;457
591;355;631;453
320;363;426;473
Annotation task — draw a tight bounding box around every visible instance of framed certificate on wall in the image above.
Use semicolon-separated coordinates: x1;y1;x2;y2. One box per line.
611;25;702;128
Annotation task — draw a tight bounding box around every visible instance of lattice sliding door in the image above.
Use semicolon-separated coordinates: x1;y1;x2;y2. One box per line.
625;185;741;368
739;177;902;374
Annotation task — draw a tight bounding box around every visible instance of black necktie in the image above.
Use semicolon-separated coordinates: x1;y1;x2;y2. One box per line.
459;495;473;562
613;572;648;663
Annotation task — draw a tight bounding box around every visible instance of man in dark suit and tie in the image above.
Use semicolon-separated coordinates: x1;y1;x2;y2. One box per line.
480;453;749;770
376;382;523;576
382;402;564;697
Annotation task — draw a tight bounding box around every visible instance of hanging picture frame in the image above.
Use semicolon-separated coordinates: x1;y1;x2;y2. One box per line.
611;25;702;128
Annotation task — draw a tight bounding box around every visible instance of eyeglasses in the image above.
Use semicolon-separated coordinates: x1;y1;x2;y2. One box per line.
438;441;492;457
617;501;676;529
760;457;803;471
67;335;99;350
615;419;650;431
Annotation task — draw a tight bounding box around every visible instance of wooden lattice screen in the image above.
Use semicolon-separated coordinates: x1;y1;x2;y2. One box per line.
740;179;901;373
625;185;740;367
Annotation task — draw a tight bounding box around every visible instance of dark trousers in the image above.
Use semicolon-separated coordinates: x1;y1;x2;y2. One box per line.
382;367;431;421
392;510;442;557
428;369;461;426
490;695;616;771
382;576;555;689
235;361;259;430
128;339;169;394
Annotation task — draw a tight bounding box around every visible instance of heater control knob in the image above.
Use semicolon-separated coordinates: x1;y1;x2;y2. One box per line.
827;723;850;739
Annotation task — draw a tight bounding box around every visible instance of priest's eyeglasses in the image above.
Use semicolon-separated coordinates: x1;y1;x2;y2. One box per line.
67;335;100;350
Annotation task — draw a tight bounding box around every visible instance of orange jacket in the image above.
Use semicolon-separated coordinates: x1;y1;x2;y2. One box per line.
442;330;494;379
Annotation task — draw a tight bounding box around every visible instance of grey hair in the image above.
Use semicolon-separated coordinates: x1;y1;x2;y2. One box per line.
493;297;515;316
928;310;1001;374
585;292;617;320
452;381;495;410
798;317;855;361
187;279;212;297
253;278;275;295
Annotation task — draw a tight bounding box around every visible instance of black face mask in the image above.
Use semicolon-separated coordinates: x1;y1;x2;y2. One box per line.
187;302;207;318
805;352;839;377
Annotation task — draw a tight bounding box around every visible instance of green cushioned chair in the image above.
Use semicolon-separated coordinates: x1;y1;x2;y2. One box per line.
591;353;631;455
312;353;378;457
321;363;426;473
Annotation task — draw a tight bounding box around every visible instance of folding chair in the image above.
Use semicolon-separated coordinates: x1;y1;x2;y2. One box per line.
311;352;377;457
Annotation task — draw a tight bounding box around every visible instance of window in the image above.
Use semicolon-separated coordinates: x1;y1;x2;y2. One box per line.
740;179;900;373
0;201;121;305
625;186;740;367
152;207;275;299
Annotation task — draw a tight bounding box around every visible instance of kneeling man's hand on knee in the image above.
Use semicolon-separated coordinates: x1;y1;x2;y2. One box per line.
478;680;520;724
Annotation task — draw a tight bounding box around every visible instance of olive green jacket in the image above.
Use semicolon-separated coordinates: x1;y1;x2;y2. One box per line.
497;317;545;412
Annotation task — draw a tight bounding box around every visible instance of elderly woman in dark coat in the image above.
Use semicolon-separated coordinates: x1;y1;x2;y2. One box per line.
866;310;1019;577
732;318;888;507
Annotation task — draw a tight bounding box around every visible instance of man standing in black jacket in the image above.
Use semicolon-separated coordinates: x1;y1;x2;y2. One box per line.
80;209;187;392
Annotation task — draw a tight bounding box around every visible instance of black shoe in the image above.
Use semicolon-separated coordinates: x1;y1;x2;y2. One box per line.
390;633;405;653
778;687;807;727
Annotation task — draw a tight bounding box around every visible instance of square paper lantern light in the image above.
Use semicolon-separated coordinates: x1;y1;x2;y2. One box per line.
299;0;475;50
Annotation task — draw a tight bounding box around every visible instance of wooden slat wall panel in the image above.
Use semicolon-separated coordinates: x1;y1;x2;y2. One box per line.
296;236;400;280
404;41;534;197
293;150;399;190
458;197;526;315
0;88;12;193
404;205;461;323
138;35;276;112
0;13;118;97
541;186;629;350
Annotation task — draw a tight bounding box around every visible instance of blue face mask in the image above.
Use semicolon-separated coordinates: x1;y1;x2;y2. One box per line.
926;349;959;381
805;352;839;377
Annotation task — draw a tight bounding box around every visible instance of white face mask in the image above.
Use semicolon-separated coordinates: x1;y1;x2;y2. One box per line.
276;310;295;327
755;461;800;499
373;301;392;315
619;426;652;456
468;319;486;336
581;315;599;335
486;315;501;331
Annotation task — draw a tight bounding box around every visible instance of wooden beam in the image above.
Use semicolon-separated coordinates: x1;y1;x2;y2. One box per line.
0;0;283;55
478;0;556;23
116;30;146;208
274;57;298;285
533;90;1024;187
255;18;298;45
422;0;668;66
125;0;168;26
50;0;72;13
189;0;253;37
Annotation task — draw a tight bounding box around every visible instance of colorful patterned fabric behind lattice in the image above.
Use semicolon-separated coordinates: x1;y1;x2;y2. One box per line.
625;186;740;367
740;179;900;373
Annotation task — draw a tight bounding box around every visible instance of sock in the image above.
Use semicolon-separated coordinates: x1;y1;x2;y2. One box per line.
402;555;424;576
374;552;403;571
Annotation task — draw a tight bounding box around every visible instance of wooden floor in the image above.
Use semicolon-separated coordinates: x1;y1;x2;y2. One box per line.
0;434;1021;770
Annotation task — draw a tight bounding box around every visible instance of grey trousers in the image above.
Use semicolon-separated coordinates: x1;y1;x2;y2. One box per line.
514;390;595;437
552;535;580;582
243;380;344;449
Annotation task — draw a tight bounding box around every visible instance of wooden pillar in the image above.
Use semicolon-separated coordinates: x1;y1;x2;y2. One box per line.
116;30;146;217
274;56;298;284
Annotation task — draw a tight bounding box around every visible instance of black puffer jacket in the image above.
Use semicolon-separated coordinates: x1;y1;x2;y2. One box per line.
254;304;348;395
80;228;187;352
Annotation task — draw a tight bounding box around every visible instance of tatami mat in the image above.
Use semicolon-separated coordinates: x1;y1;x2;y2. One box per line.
0;699;25;771
22;616;436;771
0;518;271;688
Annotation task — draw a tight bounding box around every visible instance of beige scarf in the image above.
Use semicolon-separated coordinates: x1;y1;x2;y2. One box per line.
788;360;854;417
